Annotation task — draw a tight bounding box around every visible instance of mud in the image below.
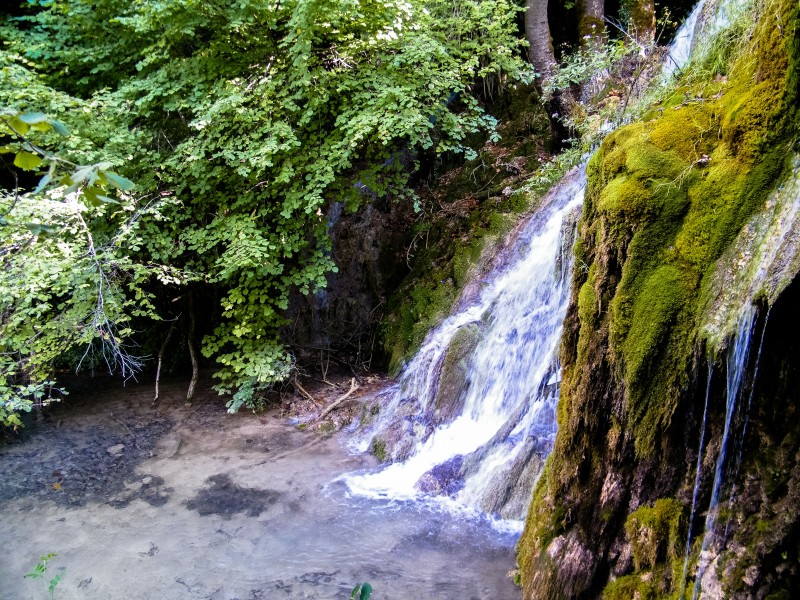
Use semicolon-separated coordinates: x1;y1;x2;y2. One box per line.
0;375;520;599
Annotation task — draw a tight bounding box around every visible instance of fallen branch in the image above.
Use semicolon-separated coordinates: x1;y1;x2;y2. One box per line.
293;375;322;407
316;377;359;421
186;294;198;405
151;321;177;408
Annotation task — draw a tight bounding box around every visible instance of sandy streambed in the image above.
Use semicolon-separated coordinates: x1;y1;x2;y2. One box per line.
0;377;519;599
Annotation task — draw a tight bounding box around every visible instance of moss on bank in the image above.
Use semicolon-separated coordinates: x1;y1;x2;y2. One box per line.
519;0;799;597
381;86;568;373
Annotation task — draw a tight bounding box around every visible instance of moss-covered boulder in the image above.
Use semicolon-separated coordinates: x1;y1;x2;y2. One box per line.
518;0;800;597
433;322;483;424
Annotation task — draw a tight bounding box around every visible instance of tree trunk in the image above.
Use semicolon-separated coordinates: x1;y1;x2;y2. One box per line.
579;0;605;46
524;0;570;148
524;0;556;82
628;0;656;45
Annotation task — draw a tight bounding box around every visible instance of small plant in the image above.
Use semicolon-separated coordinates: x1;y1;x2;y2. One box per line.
24;553;64;600
350;582;372;600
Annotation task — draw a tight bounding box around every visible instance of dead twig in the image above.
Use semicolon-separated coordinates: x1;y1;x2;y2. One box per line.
151;320;177;408
293;375;322;407
185;293;198;405
316;377;359;421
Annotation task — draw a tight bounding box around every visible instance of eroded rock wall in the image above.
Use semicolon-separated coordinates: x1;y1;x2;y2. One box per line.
518;0;800;597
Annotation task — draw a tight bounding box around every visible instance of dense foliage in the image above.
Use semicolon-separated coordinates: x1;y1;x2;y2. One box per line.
1;0;532;419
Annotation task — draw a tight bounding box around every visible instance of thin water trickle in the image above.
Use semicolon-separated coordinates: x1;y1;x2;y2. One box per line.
692;307;756;600
721;307;770;542
679;362;713;598
344;166;586;520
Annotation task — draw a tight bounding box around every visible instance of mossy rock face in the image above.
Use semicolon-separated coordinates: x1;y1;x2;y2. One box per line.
625;498;685;573
433;322;483;425
519;0;800;598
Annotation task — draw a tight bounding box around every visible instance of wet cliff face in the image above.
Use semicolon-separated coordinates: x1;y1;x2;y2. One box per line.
284;194;413;372
518;0;799;597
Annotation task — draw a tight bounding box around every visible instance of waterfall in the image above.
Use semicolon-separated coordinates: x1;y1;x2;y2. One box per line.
662;0;707;79
721;307;770;542
662;0;755;82
691;153;799;596
692;308;756;600
343;166;586;520
679;362;713;597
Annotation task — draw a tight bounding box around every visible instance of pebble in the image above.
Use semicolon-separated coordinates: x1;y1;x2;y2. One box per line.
107;444;125;455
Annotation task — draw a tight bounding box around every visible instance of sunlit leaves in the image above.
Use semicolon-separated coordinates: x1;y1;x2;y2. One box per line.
13;150;43;170
4;0;532;409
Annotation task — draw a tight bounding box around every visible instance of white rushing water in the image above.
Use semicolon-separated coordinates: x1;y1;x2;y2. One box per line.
343;167;586;521
662;0;707;78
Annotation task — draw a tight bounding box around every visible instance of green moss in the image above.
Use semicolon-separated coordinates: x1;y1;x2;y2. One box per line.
576;264;598;361
648;102;715;160
625;498;685;572
520;0;800;594
598;175;655;220
371;437;387;462
574;0;798;454
452;237;485;288
602;572;662;600
624;142;686;182
434;323;482;418
518;458;567;573
384;274;457;374
621;265;690;389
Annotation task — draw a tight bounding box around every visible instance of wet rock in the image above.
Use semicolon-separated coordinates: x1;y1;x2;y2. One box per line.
0;406;172;507
370;396;432;462
608;534;634;578
433;323;483;425
542;531;596;597
743;565;759;587
185;473;280;518
460;435;547;519
417;456;465;495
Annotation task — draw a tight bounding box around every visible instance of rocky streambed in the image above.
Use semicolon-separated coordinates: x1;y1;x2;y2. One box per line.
0;376;520;599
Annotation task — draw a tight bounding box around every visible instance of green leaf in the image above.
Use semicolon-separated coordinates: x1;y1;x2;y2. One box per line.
105;172;135;191
25;223;59;236
50;120;70;136
17;112;48;125
33;173;52;194
97;194;120;204
359;583;372;600
14;151;43;171
7;117;29;135
83;186;105;207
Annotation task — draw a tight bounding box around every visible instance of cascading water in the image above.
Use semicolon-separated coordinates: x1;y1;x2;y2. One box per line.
692;308;756;600
721;307;770;543
343;166;586;521
662;0;707;78
691;154;799;596
679;363;713;597
663;0;754;81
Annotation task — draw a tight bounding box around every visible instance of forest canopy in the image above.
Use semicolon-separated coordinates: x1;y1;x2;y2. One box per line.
0;0;534;422
0;0;693;424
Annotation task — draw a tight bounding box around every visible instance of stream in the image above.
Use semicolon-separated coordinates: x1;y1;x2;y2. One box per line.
0;377;520;599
